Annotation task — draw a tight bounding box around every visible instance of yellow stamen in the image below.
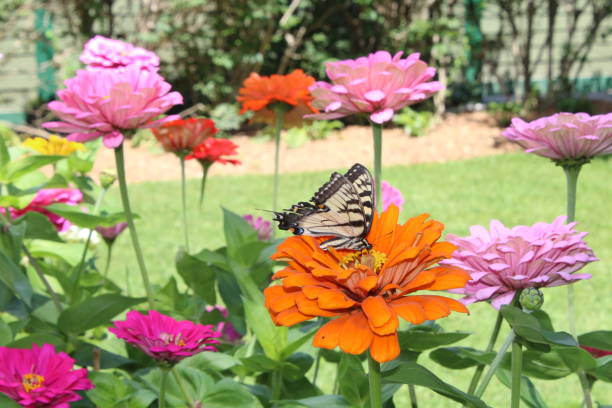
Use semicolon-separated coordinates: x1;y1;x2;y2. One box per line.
22;373;44;392
341;249;386;273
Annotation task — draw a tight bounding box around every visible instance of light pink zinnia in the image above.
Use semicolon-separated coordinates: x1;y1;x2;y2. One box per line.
204;305;242;343
503;112;612;161
0;343;93;408
243;214;272;241
442;216;597;309
381;181;404;212
94;222;128;243
43;65;183;149
6;188;83;232
307;51;444;124
80;35;160;72
109;310;221;363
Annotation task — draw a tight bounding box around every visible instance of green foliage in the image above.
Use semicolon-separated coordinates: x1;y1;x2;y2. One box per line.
487;101;524;127
393;107;433;137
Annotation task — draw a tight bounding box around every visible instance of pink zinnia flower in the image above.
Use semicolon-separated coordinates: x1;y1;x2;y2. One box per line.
0;343;93;408
442;216;598;309
95;222;128;244
204;306;242;343
109;310;221;363
503;112;612;162
80;35;160;72
381;181;404;212
307;51;444;124
5;188;82;232
43;65;183;149
243;214;272;241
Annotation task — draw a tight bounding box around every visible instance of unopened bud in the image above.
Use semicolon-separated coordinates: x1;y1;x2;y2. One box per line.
519;287;544;312
99;170;117;189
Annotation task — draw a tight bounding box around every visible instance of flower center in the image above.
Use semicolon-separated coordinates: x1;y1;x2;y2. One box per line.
341;249;386;273
159;332;186;346
22;373;44;392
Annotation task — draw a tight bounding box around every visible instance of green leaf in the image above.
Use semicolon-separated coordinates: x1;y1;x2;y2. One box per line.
175;248;216;304
587;355;612;382
15;212;62;242
243;293;287;361
45;203;128;228
0;136;9;167
430;347;495;369
281;326;318;359
513;350;571;380
58;294;145;334
383;362;490;408
8;333;65;349
240;354;281;373
88;371;157;408
28;239;83;265
0;250;32;306
276;395;353;408
0;393;22;407
495;368;548;408
0;155;64;182
501;305;577;348
0;319;13;346
337;354;368;406
201;378;263;408
398;330;470;351
283;352;314;380
222;207;258;253
181;351;240;372
553;345;597;371
578;331;612;351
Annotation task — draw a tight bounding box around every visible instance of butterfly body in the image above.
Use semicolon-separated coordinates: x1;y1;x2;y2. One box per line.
273;163;375;250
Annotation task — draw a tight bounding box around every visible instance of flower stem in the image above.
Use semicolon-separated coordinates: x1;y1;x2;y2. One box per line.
114;143;154;309
271;368;282;400
172;368;193;406
198;162;211;208
409;383;418;408
159;368;168;408
22;245;63;313
372;123;383;212
312;349;321;386
102;244;113;282
272;106;286;213
368;354;382;408
475;330;516;398
511;339;522;408
467;310;504;395
179;156;190;252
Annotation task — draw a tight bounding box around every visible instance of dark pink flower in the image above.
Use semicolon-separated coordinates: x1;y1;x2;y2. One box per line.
502;112;612;161
109;310;221;363
204;306;242;343
442;216;598;309
581;346;612;358
243;214;272;241
0;343;93;408
94;222;128;244
7;188;83;232
43;66;183;149
381;181;404;212
307;51;444;124
81;35;160;72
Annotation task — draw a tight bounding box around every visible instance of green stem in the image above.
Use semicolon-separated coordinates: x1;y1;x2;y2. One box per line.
179;156;190;252
271;368;282;400
172;368;193;407
198;162;211;208
372;123;383;212
467;310;504;395
159;368;168;408
22;245;63;313
475;330;516;398
312;349;321;386
114;143;154;309
102;244;113;282
272;107;285;213
511;340;522;408
368;354;382;408
408;383;418;408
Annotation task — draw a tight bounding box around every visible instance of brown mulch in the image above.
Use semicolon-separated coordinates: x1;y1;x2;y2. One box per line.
91;112;518;183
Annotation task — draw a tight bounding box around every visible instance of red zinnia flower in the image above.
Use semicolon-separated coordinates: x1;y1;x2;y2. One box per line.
237;69;318;128
185;138;241;166
151;118;218;156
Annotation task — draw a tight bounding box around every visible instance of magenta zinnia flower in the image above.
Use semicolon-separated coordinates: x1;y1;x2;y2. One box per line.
243;214;272;241
4;188;83;232
381;181;404;212
307;51;444;124
81;35;160;72
95;222;128;244
0;343;93;408
581;346;612;358
204;305;242;343
442;216;598;309
109;310;221;363
43;65;183;149
503;112;612;162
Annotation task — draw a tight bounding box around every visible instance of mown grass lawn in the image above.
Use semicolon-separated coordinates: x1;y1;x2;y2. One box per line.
106;152;612;407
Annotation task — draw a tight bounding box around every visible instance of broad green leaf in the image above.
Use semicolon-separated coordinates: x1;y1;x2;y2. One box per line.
175;248;216;304
15;212;62;242
8;333;65;349
28;239;83;265
243;293;287;361
398;330;470;351
240;354;280;373
0;319;13;345
586;355;612;382
337;354;368;406
201;378;263;408
553;345;597;371
58;294;145;334
0;155;64;182
283;352;314;380
87;371;129;407
430;347;495;369
276;395;352;408
281;326;318;359
501;305;576;347
181;351;240;372
222;207;258;254
0;393;21;407
46;203;128;228
144;366;215;406
496;368;548;408
0;250;32;306
0;135;9;167
512;350;572;380
383;362;490;408
578;331;612;351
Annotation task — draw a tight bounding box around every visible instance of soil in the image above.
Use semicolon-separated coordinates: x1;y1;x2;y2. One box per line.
91;112;518;183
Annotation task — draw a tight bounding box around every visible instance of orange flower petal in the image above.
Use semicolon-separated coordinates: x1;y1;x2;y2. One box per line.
339;312;374;355
317;290;356;309
420;267;471;291
390;299;426;324
264;285;296;313
370;307;399;336
283;273;321;288
370;333;400;363
274;307;312;326
296;293;339;317
313;315;348;349
408;295;452;320
361;296;392;328
357;276;378;293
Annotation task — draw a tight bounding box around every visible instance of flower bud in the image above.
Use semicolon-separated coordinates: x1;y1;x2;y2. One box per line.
519;287;544;312
99;170;117;189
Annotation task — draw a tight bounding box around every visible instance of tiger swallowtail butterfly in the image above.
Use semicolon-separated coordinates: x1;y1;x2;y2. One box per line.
273;163;375;250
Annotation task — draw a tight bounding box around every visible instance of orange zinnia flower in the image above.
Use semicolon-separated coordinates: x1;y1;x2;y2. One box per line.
264;206;470;363
151;118;217;156
237;69;318;128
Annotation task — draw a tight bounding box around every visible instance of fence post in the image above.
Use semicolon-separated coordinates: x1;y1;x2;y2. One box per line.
34;5;56;101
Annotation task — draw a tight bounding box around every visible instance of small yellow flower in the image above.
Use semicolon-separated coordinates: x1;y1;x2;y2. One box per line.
23;135;86;156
